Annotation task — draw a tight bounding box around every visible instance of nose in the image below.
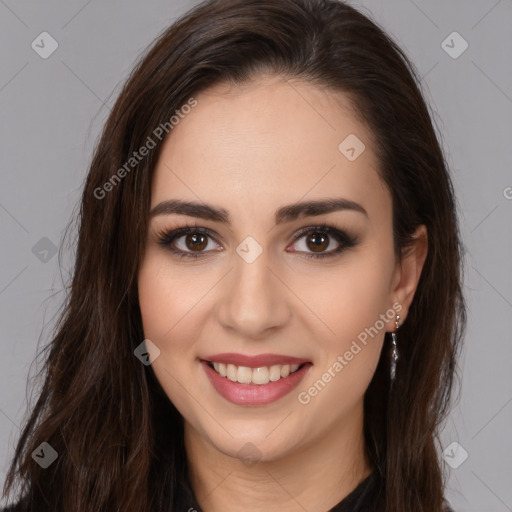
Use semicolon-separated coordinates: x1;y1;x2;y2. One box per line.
216;247;292;339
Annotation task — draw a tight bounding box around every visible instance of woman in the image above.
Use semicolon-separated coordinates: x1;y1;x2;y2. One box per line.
1;0;465;510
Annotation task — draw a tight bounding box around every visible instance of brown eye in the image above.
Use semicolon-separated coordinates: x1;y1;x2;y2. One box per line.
290;224;358;260
157;223;357;260
157;226;221;259
305;232;330;253
184;233;208;251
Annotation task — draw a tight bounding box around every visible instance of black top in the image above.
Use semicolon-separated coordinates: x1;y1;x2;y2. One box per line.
0;477;379;511
178;470;382;512
184;469;454;512
1;471;455;511
330;470;380;511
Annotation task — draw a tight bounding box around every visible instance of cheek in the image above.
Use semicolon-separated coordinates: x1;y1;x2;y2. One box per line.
303;280;388;409
138;256;174;340
305;255;393;384
137;253;202;407
309;262;392;340
137;259;192;370
138;250;202;342
137;250;224;384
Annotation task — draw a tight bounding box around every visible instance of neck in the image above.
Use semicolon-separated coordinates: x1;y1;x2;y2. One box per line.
184;401;372;512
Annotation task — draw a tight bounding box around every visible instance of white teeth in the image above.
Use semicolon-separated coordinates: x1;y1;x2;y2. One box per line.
209;361;304;385
237;366;252;384
252;367;270;385
269;365;282;381
227;364;238;382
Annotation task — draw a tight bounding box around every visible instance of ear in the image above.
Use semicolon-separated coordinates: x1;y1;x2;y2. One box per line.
386;224;428;330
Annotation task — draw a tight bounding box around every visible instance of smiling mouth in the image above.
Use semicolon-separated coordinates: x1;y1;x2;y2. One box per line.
204;361;309;385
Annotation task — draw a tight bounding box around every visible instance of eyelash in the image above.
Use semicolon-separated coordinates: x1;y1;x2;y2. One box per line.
155;221;358;260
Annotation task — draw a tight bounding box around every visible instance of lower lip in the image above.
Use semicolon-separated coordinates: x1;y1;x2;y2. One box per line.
201;360;312;406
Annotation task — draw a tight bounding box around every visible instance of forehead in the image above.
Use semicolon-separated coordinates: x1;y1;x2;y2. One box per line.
150;75;389;225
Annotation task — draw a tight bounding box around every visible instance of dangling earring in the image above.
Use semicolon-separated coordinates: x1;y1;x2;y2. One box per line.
390;315;400;383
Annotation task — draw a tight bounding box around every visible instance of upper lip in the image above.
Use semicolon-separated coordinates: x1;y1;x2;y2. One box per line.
201;353;311;367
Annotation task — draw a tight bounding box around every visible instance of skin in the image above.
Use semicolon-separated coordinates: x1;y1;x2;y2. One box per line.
137;74;428;512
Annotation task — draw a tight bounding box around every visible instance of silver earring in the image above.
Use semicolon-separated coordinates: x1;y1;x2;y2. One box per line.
390;315;400;382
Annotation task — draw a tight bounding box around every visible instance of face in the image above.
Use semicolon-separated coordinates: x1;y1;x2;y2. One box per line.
137;75;418;464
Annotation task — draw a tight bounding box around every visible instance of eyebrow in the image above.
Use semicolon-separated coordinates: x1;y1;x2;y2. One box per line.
149;198;367;225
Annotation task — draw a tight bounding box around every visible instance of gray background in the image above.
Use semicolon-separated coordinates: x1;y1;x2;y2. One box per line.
1;0;511;510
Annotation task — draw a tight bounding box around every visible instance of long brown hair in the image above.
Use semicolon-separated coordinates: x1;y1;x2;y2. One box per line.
2;0;466;510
